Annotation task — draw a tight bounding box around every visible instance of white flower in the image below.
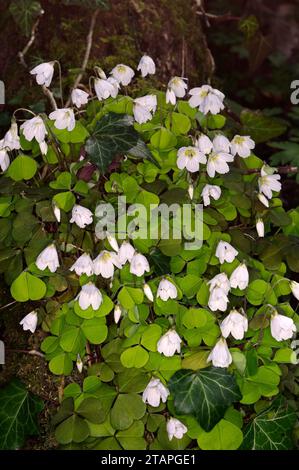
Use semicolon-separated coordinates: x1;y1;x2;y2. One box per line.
36;244;59;272
208;272;230;295
196;134;213;154
49;108;76;132
189;85;225;115
52;202;61;222
208;338;232;368
258;165;281;200
0;143;10;172
70;204;93;228
114;304;122;324
231;135;255;158
39;140;48;155
230;263;249;290
166;77;187;105
188;184;194;200
291;281;299;301
177;146;207;173
70;253;94;276
118;241;135;264
94;77;119;100
201;184;221;206
206;135;234;178
213;135;231;153
142;378;170;407
157;330;182;357
167;418;188;441
107;233;119;252
76;282;103;310
71;88;89;108
133;94;157;124
20;311;38;333
270;312;296;342
4;122;21;150
93;250;122;278
157;279;177;301
30;62;54;87
258;193;269;207
143;283;154;302
137;55;156;77
256;218;264;237
215;241;238;264
220;309;248;340
208;287;229;312
76;354;83;373
130;253;150;277
110;64;135;86
21;116;47;143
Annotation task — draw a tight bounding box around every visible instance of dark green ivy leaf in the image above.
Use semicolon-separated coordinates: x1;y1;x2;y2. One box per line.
240;110;287;144
0;379;44;449
168;367;241;432
241;397;297;450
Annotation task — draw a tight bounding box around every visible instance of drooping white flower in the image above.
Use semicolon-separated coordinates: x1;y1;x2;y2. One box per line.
208;272;230;295
189;85;225;115
76;282;103;310
106;233;119;252
220;309;248;340
76;354;83;373
39;140;48;155
291;281;299;301
52;201;61;222
71;88;89;108
142;378;170;407
21;116;47;143
114;304;122;324
93;250;122;278
133;94;157;124
20;311;38;333
110;64;135;86
49;108;76;132
207;338;232;368
206;135;234;177
137;55;156;77
188;184;194;200
118;241;135;265
230;263;249;290
4;122;21;150
201;184;221;206
215;241;238;264
36;244;59;272
70;205;93;228
177;146;207;173
258;165;281;200
270;312;296;342
208;287;229;312
157;330;182;357
143;283;154;302
166;77;187;105
256;218;264;237
167;418;188;441
94;77;119;101
30;62;54;87
157;279;177;301
258;192;269;207
70;253;94;276
230;135;255;158
0;143;10;172
196;134;213;154
130;253;150;277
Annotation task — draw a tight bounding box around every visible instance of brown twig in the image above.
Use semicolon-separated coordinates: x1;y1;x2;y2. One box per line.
7;348;45;358
65;8;100;107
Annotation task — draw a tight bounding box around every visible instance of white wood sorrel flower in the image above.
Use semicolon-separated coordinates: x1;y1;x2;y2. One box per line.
208;338;232;368
201;184;221;206
270;311;296;342
76;283;103;310
20;311;38;333
143;283;154;302
4;121;21;150
256;218;264;237
157;330;182;357
49;108;76;132
93;250;122;278
70;205;93;228
167;418;188;441
36;244;59;272
70;253;94;276
157;279;177;301
114;304;122;324
110;64;135;86
215;240;238;264
0;141;10;171
189;84;225;115
21;116;47;143
30;62;54;87
258;165;281;200
94;76;119;101
220;309;248;340
133;95;157;124
177;146;206;173
206;135;234;178
130;253;150;277
230;263;249;290
291;281;299;300
166;77;187;105
207;273;230;312
142;378;170;407
118;241;135;265
230;135;255;158
71;88;89;108
137;55;156;77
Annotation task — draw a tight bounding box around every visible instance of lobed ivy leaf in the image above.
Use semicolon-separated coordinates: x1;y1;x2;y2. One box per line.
168;367;242;431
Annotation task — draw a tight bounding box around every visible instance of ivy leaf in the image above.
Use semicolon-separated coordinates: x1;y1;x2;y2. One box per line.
168;367;241;431
9;0;42;37
240;110;287;144
0;379;44;449
148;249;170;275
85;113;139;173
241;397;297;450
